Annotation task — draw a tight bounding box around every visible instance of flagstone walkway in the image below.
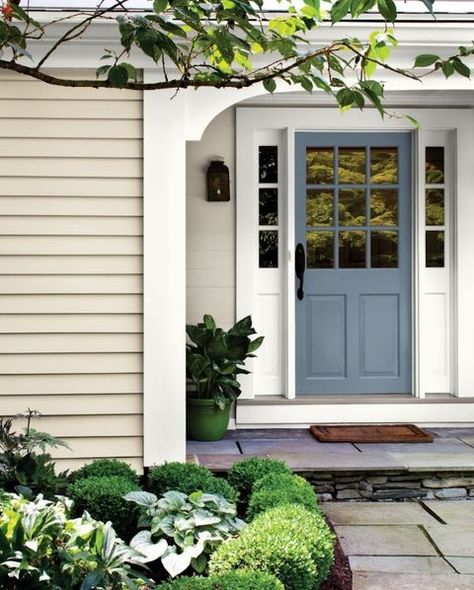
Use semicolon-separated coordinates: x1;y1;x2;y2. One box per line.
322;500;474;589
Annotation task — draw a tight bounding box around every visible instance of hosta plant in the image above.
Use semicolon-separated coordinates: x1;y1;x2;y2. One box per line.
0;492;151;590
125;490;245;578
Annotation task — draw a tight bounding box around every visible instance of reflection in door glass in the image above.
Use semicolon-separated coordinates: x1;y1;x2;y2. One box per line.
306;148;334;184
306;231;334;268
259;188;278;225
306;189;334;226
259;230;278;268
371;231;398;268
338;148;366;184
339;231;366;268
259;146;278;183
426;147;444;184
425;189;444;226
370;189;398;226
339;189;366;226
426;230;444;267
370;147;398;184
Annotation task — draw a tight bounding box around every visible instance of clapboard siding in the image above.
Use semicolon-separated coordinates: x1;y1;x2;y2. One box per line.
0;71;144;472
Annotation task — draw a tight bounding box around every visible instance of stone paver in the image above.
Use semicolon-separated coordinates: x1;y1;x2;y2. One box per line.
193;453;248;471
460;437;474;449
186;440;240;455
335;525;437;556
267;451;405;471
447;557;474;574
389;452;474;471
349;555;453;574
425;525;474;557
422;501;474;524
356;438;474;454
322;501;438;525
353;571;474;590
239;439;358;455
428;427;474;439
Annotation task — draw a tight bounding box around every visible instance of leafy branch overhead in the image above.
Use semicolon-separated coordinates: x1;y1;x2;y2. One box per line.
0;0;472;116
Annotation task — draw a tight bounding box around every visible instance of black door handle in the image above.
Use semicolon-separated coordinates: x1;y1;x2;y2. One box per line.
295;243;306;301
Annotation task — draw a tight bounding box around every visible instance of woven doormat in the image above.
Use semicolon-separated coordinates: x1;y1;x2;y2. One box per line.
310;424;433;443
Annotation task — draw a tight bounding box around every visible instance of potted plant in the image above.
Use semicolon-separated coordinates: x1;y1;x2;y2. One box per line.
186;315;263;441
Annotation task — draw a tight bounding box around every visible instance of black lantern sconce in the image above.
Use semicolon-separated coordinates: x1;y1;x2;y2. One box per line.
207;159;230;202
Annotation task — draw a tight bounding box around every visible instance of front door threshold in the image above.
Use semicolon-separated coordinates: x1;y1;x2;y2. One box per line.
236;394;474;427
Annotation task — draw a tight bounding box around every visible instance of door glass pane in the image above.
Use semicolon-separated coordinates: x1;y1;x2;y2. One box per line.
306;189;334;226
338;148;366;184
259;230;278;268
371;231;398;268
370;147;398;184
339;231;366;268
426;230;444;267
339;189;366;226
306;231;334;268
370;189;398;226
425;189;444;226
426;147;444;184
259;146;278;183
259;188;278;226
306;148;334;184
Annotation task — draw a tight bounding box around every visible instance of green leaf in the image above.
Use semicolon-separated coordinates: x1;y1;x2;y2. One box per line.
203;315;216;331
413;54;440;68
331;0;351;23
441;61;455;78
420;0;434;13
153;0;168;12
262;78;277;93
107;65;129;88
248;336;264;354
404;114;420;128
377;0;397;22
452;58;471;78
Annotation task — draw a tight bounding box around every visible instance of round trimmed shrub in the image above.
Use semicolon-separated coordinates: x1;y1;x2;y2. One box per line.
209;504;335;590
148;461;237;502
247;472;319;520
158;570;284;590
68;475;140;541
71;458;139;485
226;457;292;504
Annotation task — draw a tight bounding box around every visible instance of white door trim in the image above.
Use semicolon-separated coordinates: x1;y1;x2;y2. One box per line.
236;106;473;401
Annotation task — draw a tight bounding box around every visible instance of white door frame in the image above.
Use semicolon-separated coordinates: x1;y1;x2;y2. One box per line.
236;107;474;401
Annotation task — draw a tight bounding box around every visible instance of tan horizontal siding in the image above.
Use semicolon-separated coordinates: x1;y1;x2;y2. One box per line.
0;71;144;471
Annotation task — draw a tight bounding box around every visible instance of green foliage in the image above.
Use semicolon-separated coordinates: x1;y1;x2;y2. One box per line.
0;492;149;590
247;473;319;520
187;315;263;409
148;462;238;502
209;504;335;590
0;409;69;498
226;457;292;504
158;569;284;590
125;489;245;578
71;458;139;485
67;475;140;542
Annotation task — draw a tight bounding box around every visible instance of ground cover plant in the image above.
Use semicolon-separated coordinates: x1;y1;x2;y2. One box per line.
125;489;245;579
68;474;141;542
148;461;237;502
0;492;150;590
209;503;335;590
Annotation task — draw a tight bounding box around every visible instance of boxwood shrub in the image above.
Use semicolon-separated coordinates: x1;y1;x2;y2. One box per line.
148;461;237;502
158;570;284;590
70;458;139;485
209;504;335;590
247;472;319;519
68;475;140;541
226;457;292;504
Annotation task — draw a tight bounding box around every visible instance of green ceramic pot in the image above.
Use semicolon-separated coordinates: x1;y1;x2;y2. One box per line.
186;398;231;441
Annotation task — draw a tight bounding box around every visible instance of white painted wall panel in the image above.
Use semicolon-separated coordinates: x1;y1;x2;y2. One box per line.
0;71;144;471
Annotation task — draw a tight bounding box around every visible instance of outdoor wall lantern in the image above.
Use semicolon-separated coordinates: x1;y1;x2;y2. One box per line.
207;159;230;202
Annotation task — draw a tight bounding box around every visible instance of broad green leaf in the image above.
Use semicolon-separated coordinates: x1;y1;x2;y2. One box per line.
248;336;264;353
162;547;192;578
130;530;168;563
108;65;129;88
441;61;455;78
263;78;276;93
153;0;168;12
331;0;351;23
452;59;471;78
414;54;439;68
123;491;158;507
377;0;397;22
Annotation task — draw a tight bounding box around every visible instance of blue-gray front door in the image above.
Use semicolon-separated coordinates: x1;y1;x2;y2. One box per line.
295;132;412;395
